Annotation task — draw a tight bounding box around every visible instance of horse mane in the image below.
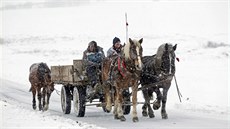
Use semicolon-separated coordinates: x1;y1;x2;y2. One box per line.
154;43;173;70
142;55;156;68
123;39;142;60
123;41;131;59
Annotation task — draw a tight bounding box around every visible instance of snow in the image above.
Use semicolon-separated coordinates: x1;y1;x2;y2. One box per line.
0;1;229;129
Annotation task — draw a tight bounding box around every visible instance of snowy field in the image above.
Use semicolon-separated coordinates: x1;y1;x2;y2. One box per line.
0;1;229;129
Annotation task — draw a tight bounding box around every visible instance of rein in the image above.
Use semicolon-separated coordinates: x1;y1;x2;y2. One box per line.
127;76;170;98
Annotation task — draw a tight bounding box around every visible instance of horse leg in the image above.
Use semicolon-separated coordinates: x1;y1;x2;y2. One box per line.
147;89;155;118
31;85;36;110
115;87;126;121
102;59;112;112
132;84;139;122
161;87;169;119
42;87;46;111
43;93;50;111
104;84;112;112
43;87;49;111
113;87;119;119
142;89;149;117
142;103;148;117
37;87;42;111
153;88;162;110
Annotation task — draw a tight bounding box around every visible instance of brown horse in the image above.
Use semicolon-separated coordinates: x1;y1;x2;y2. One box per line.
102;38;143;122
29;62;54;111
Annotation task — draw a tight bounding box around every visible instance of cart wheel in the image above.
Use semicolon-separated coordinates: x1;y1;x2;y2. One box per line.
61;86;72;114
122;89;131;115
73;86;86;117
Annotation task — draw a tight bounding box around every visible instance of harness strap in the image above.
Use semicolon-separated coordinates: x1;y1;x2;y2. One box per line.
118;57;126;77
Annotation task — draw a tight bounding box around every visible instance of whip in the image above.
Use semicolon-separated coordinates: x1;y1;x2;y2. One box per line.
174;75;182;102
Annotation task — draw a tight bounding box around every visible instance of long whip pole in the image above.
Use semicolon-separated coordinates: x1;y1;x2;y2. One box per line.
174;75;182;102
125;13;128;43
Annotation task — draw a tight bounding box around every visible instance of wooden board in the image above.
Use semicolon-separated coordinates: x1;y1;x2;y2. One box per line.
51;65;74;83
73;59;88;82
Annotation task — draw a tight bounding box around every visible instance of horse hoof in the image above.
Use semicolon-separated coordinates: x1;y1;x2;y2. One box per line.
32;105;36;110
120;116;126;121
39;106;43;111
149;113;155;118
104;109;111;113
142;111;148;117
132;117;139;122
114;114;119;120
43;105;49;111
105;106;112;113
153;103;161;110
162;113;168;119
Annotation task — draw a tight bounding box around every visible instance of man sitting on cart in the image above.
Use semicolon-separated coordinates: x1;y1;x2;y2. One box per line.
83;41;105;99
106;37;123;82
107;37;122;58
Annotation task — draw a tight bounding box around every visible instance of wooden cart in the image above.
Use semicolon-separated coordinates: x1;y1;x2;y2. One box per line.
51;59;131;117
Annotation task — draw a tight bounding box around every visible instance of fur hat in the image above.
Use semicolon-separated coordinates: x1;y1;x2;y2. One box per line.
113;37;120;45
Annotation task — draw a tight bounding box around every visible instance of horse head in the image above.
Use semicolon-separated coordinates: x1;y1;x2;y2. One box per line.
155;43;177;76
123;38;143;71
47;80;54;95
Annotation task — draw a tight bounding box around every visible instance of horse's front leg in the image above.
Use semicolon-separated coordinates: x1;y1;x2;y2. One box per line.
132;83;139;122
31;85;36;110
141;89;148;117
153;88;162;110
161;86;170;119
116;88;126;121
142;88;154;118
113;87;120;120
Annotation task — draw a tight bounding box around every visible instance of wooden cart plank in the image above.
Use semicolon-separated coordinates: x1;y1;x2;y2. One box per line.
51;65;74;83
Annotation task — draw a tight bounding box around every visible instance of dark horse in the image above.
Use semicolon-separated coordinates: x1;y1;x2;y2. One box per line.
29;62;54;111
140;43;177;119
102;38;143;122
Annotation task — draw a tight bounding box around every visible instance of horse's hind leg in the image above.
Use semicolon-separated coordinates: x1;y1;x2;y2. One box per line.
104;83;112;113
42;87;49;111
31;85;36;110
44;89;51;111
161;87;169;119
37;87;43;111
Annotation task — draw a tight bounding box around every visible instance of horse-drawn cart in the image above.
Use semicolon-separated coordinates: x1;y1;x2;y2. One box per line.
50;59;131;117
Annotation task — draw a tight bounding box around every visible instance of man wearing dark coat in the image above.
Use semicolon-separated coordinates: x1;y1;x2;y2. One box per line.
83;41;105;97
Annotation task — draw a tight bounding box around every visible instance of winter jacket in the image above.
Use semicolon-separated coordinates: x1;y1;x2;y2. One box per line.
107;46;122;58
83;46;105;66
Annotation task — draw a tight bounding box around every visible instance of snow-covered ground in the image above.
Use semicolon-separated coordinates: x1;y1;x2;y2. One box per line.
0;1;229;129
